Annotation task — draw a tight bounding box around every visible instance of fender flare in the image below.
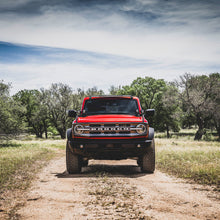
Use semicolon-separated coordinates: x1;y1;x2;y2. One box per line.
66;128;72;141
148;127;154;140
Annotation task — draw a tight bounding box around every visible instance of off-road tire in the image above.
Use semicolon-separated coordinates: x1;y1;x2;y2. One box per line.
140;138;155;173
66;141;82;174
82;159;89;167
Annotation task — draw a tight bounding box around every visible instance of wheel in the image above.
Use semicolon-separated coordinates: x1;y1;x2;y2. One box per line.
66;141;82;174
137;158;141;166
140;138;155;173
82;159;89;167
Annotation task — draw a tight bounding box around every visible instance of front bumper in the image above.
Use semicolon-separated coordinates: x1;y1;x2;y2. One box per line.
68;137;152;160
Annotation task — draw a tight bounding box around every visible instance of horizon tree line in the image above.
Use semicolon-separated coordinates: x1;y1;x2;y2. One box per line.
0;72;219;141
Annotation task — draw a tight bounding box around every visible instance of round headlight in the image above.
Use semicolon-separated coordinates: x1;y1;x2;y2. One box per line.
74;125;84;135
136;124;146;134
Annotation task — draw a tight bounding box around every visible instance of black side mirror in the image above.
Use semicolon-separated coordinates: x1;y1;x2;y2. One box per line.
68;110;77;117
145;109;155;117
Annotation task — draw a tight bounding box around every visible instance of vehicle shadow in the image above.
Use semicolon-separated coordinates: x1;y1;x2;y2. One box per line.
55;164;151;179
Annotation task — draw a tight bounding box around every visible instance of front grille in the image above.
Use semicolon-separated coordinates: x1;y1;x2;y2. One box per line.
83;124;137;135
73;123;148;138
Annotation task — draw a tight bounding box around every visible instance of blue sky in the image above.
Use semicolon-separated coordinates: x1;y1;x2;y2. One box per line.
0;0;220;94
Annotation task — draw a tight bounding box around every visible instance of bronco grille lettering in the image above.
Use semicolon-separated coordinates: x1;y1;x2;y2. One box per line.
75;123;147;136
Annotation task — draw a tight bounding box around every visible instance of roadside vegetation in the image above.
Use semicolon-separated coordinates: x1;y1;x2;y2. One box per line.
0;140;65;218
1;72;220;141
0;140;64;192
0;135;219;218
156;137;220;190
1;136;219;195
0;73;219;216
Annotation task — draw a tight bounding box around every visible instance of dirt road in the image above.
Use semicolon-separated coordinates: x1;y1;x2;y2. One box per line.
18;156;220;220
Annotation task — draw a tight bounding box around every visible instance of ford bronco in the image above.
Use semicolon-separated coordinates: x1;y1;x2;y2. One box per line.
66;96;155;173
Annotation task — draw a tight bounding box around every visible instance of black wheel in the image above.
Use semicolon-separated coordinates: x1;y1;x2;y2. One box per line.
82;159;89;167
140;138;155;173
66;141;82;174
137;158;142;166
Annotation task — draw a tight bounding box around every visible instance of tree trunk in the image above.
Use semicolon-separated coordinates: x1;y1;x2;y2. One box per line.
60;132;65;139
45;128;48;139
32;124;42;138
57;128;66;139
166;125;170;138
194;114;205;140
213;119;220;141
43;121;48;139
215;125;220;141
36;131;43;138
194;129;204;140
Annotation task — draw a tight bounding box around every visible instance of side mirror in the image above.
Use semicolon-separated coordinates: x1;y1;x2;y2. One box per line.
145;109;155;117
68;110;77;117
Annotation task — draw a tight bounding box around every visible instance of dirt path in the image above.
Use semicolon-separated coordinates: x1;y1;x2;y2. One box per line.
18;157;220;220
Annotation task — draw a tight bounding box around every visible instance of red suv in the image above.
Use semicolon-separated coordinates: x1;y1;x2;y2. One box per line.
66;96;155;173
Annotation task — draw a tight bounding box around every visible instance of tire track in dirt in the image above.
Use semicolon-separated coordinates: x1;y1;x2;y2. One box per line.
18;157;220;220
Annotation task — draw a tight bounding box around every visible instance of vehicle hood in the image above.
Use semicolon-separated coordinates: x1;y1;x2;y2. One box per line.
77;115;144;123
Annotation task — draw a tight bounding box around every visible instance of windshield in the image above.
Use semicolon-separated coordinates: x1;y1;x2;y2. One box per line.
83;98;139;116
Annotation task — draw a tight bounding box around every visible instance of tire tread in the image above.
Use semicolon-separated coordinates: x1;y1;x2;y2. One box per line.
66;142;81;174
141;138;155;173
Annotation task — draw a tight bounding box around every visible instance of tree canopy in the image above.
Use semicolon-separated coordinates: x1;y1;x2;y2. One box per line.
178;73;220;140
1;73;219;140
0;81;24;137
117;77;181;137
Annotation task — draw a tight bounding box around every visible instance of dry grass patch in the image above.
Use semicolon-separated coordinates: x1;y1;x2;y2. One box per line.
156;139;220;189
0;139;65;219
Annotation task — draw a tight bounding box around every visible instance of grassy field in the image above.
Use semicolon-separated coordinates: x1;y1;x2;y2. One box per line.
0;140;65;192
0;137;219;193
0;140;65;218
156;138;220;190
0;136;219;218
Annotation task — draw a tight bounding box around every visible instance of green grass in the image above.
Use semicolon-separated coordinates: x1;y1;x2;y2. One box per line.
0;140;65;192
155;128;219;141
156;139;220;189
1;137;219;195
0;139;65;219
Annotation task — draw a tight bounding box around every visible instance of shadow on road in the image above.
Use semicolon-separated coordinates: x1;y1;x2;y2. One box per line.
55;164;151;179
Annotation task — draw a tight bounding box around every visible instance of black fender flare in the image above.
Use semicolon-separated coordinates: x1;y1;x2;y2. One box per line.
66;128;72;141
148;127;154;140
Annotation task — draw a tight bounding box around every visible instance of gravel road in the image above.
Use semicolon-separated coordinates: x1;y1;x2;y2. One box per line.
18;156;220;220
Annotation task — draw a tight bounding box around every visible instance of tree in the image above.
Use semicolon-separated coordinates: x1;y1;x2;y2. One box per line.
85;86;104;96
31;93;50;138
118;77;167;110
109;85;121;95
209;73;220;139
117;76;165;109
41;83;73;139
178;73;218;140
157;83;182;138
0;81;24;137
13;89;49;138
117;76;181;136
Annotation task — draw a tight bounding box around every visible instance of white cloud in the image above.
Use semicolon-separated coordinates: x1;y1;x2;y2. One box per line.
2;3;220;61
0;56;217;95
0;10;219;65
0;0;219;93
0;62;149;94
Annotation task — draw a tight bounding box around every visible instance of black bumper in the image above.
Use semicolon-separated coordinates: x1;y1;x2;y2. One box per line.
68;138;153;160
72;137;152;145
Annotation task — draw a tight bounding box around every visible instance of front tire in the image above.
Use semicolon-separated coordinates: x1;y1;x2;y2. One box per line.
82;159;89;167
66;141;82;174
140;138;155;173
